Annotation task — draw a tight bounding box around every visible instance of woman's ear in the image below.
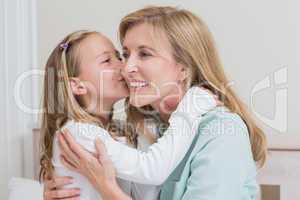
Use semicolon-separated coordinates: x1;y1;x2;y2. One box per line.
176;63;188;82
69;77;87;96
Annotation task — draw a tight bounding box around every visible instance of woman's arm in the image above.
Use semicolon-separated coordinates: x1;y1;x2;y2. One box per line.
59;87;217;185
180;114;258;200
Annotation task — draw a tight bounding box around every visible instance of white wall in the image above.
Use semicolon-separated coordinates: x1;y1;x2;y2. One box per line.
37;0;300;136
0;0;38;199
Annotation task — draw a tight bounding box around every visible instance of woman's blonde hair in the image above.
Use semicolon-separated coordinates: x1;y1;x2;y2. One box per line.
39;30;112;181
119;6;267;166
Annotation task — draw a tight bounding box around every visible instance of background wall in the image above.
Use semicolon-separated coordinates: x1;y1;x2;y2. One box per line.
37;0;299;136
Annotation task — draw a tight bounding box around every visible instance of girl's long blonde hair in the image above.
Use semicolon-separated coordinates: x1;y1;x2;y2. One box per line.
39;30;110;181
119;6;267;166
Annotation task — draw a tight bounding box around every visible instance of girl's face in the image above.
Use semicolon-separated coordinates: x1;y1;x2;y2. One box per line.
72;33;129;110
122;23;186;108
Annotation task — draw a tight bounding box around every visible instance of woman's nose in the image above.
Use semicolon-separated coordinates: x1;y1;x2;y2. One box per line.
124;59;138;73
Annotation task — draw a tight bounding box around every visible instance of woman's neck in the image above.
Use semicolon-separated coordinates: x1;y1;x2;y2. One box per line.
151;86;187;122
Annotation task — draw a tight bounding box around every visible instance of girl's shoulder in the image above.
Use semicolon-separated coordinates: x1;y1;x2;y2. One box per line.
62;119;135;146
60;120;112;140
57;120;113;152
62;119;105;132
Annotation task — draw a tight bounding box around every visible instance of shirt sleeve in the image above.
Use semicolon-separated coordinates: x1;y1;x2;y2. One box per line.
181;116;258;200
63;87;216;185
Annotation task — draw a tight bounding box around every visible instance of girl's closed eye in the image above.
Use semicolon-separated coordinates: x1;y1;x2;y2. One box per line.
101;57;111;64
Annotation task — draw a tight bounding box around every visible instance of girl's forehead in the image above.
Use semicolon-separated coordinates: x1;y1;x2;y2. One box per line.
81;34;115;53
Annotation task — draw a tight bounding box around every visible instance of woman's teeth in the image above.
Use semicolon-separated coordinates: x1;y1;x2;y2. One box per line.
130;81;149;88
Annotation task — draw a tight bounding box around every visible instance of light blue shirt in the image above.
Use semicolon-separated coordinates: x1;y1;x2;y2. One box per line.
159;106;259;200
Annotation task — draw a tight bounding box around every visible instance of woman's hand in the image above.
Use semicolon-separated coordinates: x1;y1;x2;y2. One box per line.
43;176;80;200
58;130;131;200
58;130;114;188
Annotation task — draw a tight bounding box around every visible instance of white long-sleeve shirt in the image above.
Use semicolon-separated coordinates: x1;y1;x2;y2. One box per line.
52;87;216;200
116;119;161;200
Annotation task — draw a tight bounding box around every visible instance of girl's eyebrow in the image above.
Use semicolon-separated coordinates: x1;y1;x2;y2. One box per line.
95;51;115;59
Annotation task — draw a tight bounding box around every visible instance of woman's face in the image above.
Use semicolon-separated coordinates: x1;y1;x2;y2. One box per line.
74;33;129;110
122;23;185;108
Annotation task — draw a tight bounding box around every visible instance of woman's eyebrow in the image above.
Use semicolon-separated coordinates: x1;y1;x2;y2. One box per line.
138;45;157;53
122;45;156;50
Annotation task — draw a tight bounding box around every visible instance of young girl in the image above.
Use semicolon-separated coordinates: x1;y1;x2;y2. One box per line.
40;30;217;200
49;6;268;200
40;30;129;199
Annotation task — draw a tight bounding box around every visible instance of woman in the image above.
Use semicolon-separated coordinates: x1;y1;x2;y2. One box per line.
41;29;217;199
45;6;267;200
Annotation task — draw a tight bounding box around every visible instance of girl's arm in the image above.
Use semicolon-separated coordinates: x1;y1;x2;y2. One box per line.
60;87;217;185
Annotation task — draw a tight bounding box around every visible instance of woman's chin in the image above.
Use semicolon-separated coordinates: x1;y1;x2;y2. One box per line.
129;98;144;108
128;86;159;107
129;97;152;108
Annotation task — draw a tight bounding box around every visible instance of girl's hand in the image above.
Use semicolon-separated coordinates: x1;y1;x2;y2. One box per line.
43;176;80;200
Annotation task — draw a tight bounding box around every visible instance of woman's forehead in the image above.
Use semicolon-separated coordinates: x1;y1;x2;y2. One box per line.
122;23;171;52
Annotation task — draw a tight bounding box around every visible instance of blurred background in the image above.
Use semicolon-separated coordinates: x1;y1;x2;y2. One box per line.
1;0;299;199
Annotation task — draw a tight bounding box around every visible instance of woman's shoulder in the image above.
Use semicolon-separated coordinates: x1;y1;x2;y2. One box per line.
198;106;249;138
191;106;257;178
192;106;252;153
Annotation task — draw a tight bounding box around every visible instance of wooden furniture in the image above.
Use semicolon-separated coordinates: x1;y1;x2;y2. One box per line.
257;134;300;200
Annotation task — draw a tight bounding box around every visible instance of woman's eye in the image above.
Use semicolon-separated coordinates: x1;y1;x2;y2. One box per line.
122;52;129;60
115;53;122;61
139;51;151;58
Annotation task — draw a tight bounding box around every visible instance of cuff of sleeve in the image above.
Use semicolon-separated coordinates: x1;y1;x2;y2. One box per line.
169;86;216;122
